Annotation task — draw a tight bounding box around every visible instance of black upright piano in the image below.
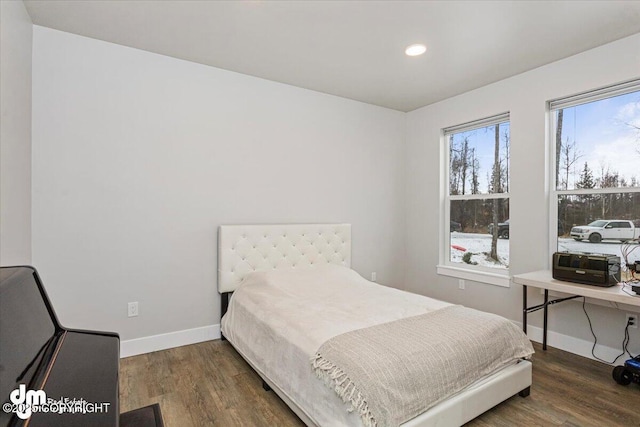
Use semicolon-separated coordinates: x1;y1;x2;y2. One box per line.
0;266;120;427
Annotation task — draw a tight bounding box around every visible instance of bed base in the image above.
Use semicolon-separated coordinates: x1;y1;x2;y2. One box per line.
221;292;232;318
226;337;532;427
400;363;531;427
221;292;232;341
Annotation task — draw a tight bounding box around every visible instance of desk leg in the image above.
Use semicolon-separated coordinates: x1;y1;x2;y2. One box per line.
522;285;527;334
543;289;549;351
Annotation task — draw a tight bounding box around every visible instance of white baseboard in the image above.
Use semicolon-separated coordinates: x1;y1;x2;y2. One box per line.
120;324;221;358
522;323;626;365
119;320;626;365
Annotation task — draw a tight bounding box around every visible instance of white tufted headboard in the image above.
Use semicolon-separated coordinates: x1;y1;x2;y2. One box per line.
218;224;351;293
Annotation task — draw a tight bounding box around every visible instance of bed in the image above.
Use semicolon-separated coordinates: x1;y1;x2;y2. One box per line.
218;223;533;427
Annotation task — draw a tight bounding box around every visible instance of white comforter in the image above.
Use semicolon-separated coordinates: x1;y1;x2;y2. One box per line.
221;265;460;426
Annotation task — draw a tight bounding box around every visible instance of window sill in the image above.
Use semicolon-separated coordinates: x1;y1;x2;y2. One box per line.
437;265;510;288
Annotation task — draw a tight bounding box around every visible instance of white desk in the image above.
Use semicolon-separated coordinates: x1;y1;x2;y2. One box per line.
512;270;640;350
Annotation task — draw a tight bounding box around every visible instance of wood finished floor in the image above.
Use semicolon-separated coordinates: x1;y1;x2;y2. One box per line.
119;341;640;427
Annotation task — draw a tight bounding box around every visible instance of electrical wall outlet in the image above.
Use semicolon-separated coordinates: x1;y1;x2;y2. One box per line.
458;279;465;290
627;313;637;329
128;302;139;317
371;272;377;282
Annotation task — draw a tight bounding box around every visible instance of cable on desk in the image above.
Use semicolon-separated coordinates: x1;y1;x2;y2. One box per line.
620;239;639;280
620;281;639;297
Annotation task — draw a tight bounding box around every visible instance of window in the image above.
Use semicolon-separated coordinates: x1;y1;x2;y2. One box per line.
550;79;640;274
439;113;510;286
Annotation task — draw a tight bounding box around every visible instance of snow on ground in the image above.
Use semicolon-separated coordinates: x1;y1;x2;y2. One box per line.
450;233;640;269
450;232;509;269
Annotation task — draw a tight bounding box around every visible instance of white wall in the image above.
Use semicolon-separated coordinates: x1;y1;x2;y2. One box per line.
1;0;32;266
31;27;406;349
406;34;640;359
26;22;640;360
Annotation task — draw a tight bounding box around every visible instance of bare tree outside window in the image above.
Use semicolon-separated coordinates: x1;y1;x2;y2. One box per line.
446;116;510;270
490;124;500;261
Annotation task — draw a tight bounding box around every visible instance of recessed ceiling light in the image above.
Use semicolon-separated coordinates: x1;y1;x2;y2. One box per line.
405;44;427;57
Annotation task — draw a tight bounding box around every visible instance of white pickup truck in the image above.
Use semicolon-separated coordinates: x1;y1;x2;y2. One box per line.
570;220;640;243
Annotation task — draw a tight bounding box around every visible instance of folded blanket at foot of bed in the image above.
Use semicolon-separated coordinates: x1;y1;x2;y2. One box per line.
311;305;534;427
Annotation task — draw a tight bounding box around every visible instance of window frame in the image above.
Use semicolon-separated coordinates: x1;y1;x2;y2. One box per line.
439;112;511;288
548;79;640;264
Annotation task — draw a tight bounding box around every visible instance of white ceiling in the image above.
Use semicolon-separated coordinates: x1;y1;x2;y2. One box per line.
23;1;640;112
